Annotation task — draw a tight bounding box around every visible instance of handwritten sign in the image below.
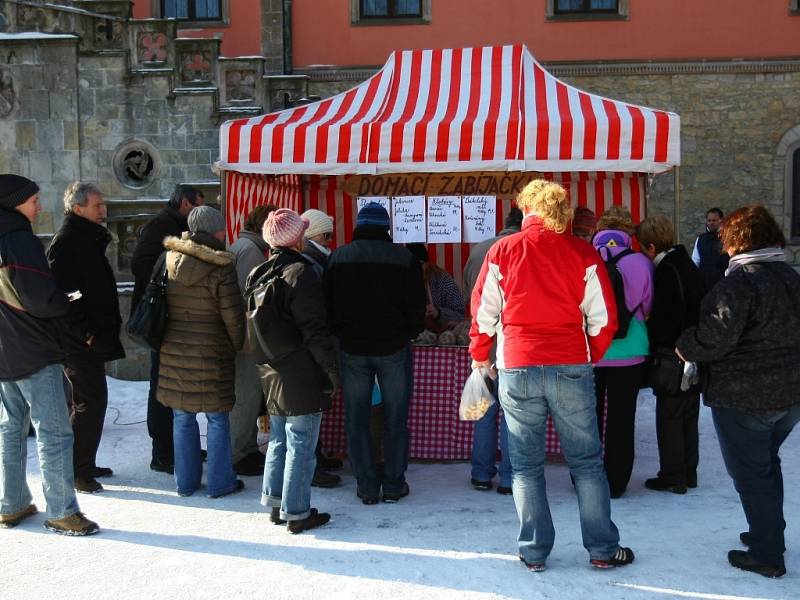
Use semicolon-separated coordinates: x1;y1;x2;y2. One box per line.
427;196;462;243
356;196;390;216
462;196;497;243
392;196;426;243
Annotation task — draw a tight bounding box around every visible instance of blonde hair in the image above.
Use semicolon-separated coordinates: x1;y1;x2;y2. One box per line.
516;180;572;233
636;215;674;254
596;205;636;235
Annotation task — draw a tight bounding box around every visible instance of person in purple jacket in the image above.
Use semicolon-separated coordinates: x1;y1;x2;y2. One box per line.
592;206;654;498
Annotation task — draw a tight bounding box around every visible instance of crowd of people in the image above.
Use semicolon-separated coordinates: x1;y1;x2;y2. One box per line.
0;173;798;578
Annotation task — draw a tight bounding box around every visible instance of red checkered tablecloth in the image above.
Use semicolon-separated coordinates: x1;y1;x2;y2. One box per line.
319;346;563;460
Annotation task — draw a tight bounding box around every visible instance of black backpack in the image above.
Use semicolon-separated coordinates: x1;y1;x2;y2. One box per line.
599;247;640;340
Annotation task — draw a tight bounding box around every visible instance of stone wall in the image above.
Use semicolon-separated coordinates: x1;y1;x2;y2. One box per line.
301;61;800;260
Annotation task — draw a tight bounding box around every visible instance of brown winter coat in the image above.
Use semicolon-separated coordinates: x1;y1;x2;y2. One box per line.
157;233;244;413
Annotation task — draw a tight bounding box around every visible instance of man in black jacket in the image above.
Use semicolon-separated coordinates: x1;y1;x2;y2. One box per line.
324;202;426;505
47;182;125;494
691;207;729;293
131;184;203;473
0;174;99;535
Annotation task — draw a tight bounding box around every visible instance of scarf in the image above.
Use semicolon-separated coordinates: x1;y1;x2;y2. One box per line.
725;247;785;276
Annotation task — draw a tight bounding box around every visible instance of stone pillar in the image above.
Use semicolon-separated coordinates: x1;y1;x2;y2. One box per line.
261;0;284;75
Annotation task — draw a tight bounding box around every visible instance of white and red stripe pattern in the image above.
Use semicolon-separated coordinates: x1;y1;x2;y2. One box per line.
224;172;302;243
219;44;679;176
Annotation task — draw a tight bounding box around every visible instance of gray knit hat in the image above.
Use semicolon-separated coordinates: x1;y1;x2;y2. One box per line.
188;205;225;235
0;174;39;211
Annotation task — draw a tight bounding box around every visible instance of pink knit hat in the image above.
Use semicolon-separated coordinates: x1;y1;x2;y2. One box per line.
262;208;309;248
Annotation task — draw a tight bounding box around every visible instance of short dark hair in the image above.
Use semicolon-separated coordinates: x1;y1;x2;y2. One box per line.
720;204;785;255
168;184;200;210
707;207;723;219
243;204;276;233
505;207;523;229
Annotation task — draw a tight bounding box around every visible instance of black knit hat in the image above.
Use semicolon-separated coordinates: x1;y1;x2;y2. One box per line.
0;174;39;210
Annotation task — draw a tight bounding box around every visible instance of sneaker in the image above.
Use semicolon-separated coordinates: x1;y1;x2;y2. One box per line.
382;482;410;503
43;512;99;536
471;478;492;491
728;550;785;578
496;486;513;496
270;507;287;525
519;555;546;572
317;454;343;471
208;479;245;499
287;509;331;534
74;477;103;494
357;489;380;505
90;466;113;478
0;504;37;528
150;457;174;475
234;452;266;476
645;477;687;495
591;547;635;569
740;532;752;547
312;470;342;488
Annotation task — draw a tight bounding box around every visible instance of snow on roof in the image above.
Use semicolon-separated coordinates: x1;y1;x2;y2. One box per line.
0;32;79;41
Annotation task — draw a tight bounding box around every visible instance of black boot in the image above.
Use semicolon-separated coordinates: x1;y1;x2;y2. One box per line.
287;509;330;534
728;550;785;578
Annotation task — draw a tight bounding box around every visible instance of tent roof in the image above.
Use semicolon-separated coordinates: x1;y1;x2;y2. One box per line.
219;44;680;176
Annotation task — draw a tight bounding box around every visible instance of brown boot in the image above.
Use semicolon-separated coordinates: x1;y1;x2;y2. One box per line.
0;504;37;528
43;512;99;536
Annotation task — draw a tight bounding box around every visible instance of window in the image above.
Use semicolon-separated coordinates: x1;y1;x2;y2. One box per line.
161;0;222;21
546;0;628;20
351;0;431;24
792;148;800;238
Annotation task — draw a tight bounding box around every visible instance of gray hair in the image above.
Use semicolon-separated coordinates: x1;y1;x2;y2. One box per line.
63;182;102;215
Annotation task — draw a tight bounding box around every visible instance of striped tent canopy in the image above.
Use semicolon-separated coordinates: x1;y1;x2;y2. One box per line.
219;44;680;175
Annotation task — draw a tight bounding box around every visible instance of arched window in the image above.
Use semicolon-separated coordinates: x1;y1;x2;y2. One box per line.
793;147;800;238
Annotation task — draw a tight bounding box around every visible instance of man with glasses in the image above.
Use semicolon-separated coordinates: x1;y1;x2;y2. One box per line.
131;184;204;474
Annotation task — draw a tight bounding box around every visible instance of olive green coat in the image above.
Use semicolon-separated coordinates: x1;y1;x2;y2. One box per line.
157;233;244;413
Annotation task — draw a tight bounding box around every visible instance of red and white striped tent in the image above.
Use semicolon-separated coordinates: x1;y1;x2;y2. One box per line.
218;44;680;281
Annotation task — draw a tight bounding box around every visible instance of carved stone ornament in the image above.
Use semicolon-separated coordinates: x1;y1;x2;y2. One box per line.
94;19;123;45
113;140;161;190
139;32;168;64
181;51;212;83
225;69;256;102
0;70;15;119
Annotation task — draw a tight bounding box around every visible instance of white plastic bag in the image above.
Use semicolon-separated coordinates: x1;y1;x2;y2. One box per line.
459;367;496;421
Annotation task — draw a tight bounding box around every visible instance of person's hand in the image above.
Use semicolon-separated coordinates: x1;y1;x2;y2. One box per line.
471;359;497;379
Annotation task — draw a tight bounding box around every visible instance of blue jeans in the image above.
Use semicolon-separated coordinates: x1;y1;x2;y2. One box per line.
471;380;512;487
173;410;237;497
499;364;620;564
340;345;412;497
261;412;322;521
712;404;800;567
0;364;80;519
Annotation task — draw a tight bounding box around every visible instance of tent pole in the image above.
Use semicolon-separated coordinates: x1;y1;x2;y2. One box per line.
673;166;681;243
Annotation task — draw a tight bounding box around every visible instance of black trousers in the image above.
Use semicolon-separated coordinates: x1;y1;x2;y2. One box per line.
148;351;173;463
655;391;700;486
63;358;108;479
594;363;646;496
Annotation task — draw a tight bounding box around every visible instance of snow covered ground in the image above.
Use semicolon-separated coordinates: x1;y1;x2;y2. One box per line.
3;378;798;600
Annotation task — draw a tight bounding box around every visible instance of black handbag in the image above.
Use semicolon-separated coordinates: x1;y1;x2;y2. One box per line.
126;253;168;352
645;260;686;396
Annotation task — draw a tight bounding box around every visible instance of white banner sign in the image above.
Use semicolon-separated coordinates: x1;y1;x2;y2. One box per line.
462;195;497;242
426;196;462;243
391;196;426;243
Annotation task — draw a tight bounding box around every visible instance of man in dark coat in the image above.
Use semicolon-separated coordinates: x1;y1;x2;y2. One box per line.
130;184;203;473
0;174;99;535
691;207;729;293
324;202;426;505
47;183;125;494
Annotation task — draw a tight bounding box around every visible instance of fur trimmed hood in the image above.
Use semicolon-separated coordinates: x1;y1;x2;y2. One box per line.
164;234;235;286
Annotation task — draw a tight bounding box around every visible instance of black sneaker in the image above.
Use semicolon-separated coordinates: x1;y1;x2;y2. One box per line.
234;452;265;476
728;550;785;578
740;532;752;546
519;555;546;572
75;477;103;494
496;486;513;496
208;479;245;499
471;478;492;491
287;509;331;534
382;482;410;503
357;489;380;505
644;477;687;495
270;507;287;525
311;470;342;488
90;466;113;478
591;547;635;569
150;457;174;475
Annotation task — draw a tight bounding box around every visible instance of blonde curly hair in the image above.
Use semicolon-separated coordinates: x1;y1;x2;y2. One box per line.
516;180;572;233
596;205;636;235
